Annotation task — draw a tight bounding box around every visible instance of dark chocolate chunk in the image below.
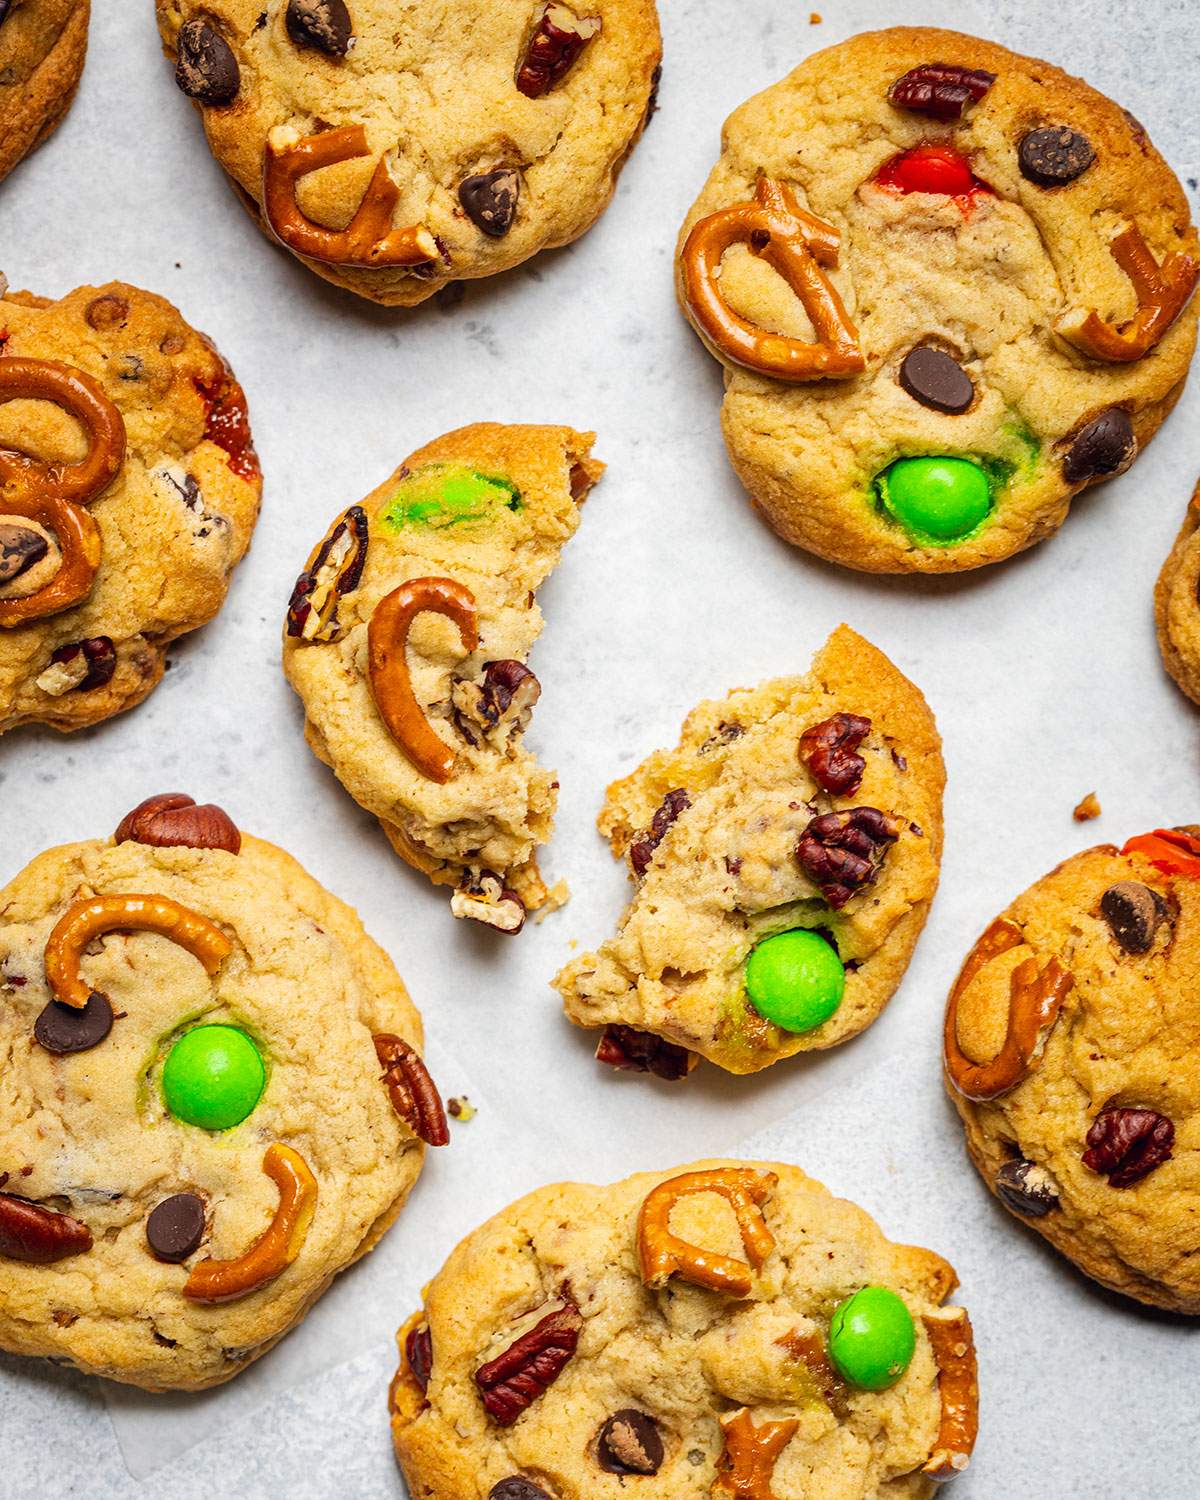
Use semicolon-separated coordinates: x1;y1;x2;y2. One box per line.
898;345;975;415
1100;881;1165;954
146;1193;206;1262
459;169;521;238
0;2;10;27
34;993;114;1055
597;1409;665;1474
174;19;241;105
1062;408;1137;484
285;0;353;58
489;1481;553;1500
1018;126;1096;187
995;1159;1060;1218
0;523;48;585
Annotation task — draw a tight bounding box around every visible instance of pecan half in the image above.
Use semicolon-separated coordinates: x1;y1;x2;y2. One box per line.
799;712;871;795
406;1320;433;1392
629;789;691;877
475;1296;584;1426
796;807;901;908
373;1034;450;1146
286;505;369;642
114;793;241;854
888;62;996;120
0;1193;93;1263
516;3;600;97
452;660;540;747
1082;1106;1174;1187
450;870;527;934
595;1023;695;1081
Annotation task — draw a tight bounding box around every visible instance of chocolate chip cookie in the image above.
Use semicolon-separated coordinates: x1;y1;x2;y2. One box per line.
0;794;445;1390
283;423;602;928
554;625;944;1077
390;1159;978;1497
0;277;261;734
0;1;89;183
155;1;662;305
944;827;1200;1312
677;27;1198;573
1155;476;1200;704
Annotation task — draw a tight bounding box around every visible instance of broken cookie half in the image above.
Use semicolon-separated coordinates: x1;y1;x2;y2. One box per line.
283;422;602;929
555;625;944;1075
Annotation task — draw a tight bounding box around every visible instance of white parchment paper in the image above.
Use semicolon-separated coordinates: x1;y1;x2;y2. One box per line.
2;0;1199;1495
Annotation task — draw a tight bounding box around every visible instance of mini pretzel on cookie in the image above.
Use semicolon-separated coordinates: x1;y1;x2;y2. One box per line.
714;1408;799;1499
921;1308;979;1482
1055;223;1199;363
638;1167;777;1297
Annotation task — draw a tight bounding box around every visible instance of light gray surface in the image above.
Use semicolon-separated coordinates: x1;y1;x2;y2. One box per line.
2;0;1199;1495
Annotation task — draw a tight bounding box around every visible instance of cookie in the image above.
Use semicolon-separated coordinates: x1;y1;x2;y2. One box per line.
0;277;261;733
676;27;1199;573
389;1158;978;1497
0;793;445;1390
0;1;89;183
283;423;602;929
554;626;943;1077
1154;476;1200;704
944;826;1200;1312
154;1;661;305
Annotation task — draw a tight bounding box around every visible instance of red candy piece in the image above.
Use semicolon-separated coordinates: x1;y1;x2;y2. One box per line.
875;144;988;203
1121;829;1200;880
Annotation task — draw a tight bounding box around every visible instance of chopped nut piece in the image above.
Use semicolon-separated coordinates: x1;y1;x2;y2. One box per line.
452;660;540;747
800;712;871;794
1082;1106;1174;1187
450;870;527;933
629;788;691;877
796;806;900;907
596;1024;695;1080
516;3;601;98
286;506;369;642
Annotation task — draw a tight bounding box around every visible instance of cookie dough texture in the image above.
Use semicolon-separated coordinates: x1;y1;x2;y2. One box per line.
677;27;1198;573
154;1;661;305
1155;476;1200;705
946;839;1200;1312
390;1159;968;1498
0;279;261;733
0;1;89;183
0;826;428;1389
555;626;944;1074
283;422;601;917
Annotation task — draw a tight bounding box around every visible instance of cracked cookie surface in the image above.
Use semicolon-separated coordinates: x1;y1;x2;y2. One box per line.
0;279;261;734
1154;476;1200;705
0;814;429;1389
389;1159;975;1498
677;27;1198;573
154;0;661;305
555;626;943;1076
0;0;89;183
945;831;1200;1312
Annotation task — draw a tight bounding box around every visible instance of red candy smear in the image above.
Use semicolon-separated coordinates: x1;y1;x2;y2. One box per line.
874;144;990;207
195;371;260;483
1121;829;1200;880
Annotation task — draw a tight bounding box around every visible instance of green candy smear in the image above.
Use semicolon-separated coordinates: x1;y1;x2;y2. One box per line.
380;464;522;531
744;928;845;1034
161;1024;266;1131
875;455;993;544
829;1286;916;1391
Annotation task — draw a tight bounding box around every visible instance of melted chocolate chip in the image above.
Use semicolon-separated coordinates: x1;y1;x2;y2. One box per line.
459;169;521;238
597;1409;665;1474
898;345;975;414
489;1482;553;1500
995;1159;1060;1218
174;19;241;105
1063;409;1137;485
0;523;48;585
34;994;114;1055
1018;126;1096;187
1100;881;1167;954
285;0;353;58
146;1193;206;1262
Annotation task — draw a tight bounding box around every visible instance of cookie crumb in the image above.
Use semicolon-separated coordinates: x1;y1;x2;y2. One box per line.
447;1097;476;1122
1073;792;1101;822
809;11;822;21
534;879;570;922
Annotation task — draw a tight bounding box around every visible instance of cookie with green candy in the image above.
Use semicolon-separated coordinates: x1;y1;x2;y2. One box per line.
555;624;944;1078
284;423;604;931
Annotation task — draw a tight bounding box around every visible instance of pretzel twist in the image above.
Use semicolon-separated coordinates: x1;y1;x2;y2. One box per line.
263;125;440;268
1055;223;1199;362
638;1167;777;1298
367;576;479;783
921;1308;979;1483
0;357;125;625
44;894;233;1010
943;919;1073;1101
184;1144;317;1302
681;177;865;382
713;1408;799;1499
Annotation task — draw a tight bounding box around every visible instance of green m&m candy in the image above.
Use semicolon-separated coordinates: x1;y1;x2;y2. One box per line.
828;1286;916;1390
877;456;991;543
744;929;845;1034
380;464;522;530
162;1025;265;1131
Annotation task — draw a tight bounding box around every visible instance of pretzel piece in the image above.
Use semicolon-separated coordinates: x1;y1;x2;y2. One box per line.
920;1308;978;1482
263;124;440;268
638;1167;776;1298
1054;223;1198;362
681;177;865;382
44;894;233;1010
367;576;479;782
0;357;125;626
943;919;1073;1101
184;1144;317;1302
713;1408;799;1499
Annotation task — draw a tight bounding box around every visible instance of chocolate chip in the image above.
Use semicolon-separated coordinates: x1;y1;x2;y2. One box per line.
146;1193;206;1262
0;1;10;27
1062;409;1137;485
1018;126;1096;187
175;19;241;105
898;345;975;415
995;1159;1060;1218
459;169;521;238
489;1481;553;1500
0;523;48;585
597;1409;664;1474
1100;881;1165;954
34;994;114;1055
285;0;353;57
